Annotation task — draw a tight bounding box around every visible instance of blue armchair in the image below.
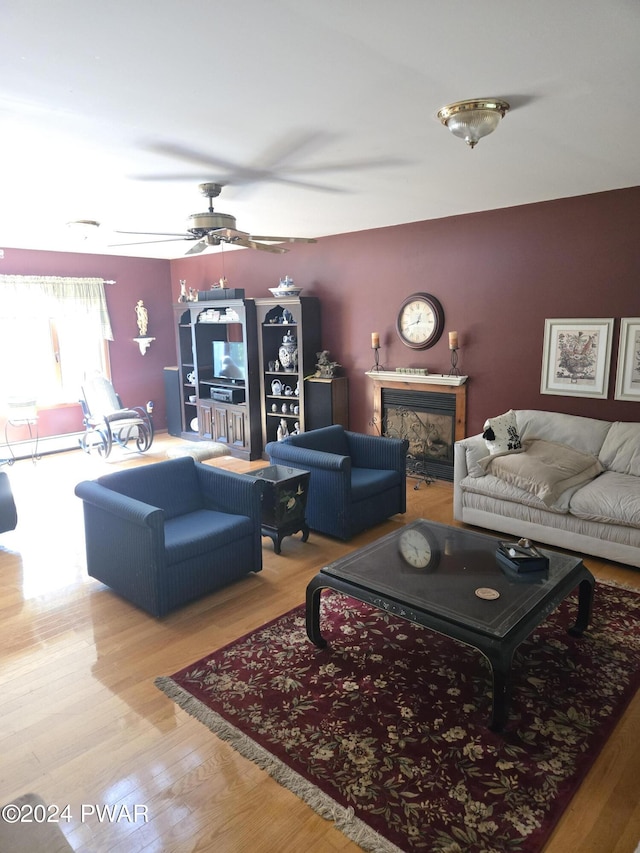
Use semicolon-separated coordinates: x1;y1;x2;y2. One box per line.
266;425;408;541
75;456;264;617
0;471;17;534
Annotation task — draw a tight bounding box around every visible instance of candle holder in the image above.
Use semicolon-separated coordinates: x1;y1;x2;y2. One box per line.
448;346;460;377
371;344;383;372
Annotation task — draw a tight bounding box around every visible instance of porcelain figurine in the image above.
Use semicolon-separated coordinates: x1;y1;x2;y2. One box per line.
278;329;298;372
314;350;341;378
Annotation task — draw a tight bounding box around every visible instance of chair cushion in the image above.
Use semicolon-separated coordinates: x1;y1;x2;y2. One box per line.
351;467;401;502
98;457;204;519
164;509;253;563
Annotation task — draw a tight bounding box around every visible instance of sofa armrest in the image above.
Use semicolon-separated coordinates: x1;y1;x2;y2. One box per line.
195;463;265;517
346;431;408;472
453;434;486;520
74;480;163;529
266;440;350;473
75;479;167;614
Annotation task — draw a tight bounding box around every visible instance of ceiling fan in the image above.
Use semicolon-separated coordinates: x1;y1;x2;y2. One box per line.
110;183;317;255
133;133;408;194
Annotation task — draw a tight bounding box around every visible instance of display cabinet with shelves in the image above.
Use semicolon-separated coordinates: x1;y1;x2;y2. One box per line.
255;296;321;448
173;299;261;460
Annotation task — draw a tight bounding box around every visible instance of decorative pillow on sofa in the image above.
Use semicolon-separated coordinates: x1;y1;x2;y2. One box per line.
482;409;523;455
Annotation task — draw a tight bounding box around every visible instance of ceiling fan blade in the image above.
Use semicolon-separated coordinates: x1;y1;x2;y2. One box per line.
216;227;250;240
144;142;240;174
108;237;190;247
231;237;288;254
137;137;346;192
113;230;190;237
212;227;287;252
143;134;331;179
185;239;209;255
258;176;345;193
133;172;226;183
250;235;317;244
284;156;410;175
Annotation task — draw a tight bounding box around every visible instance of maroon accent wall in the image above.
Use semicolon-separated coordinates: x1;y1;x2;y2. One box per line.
3;186;638;443
0;249;174;437
170;187;640;436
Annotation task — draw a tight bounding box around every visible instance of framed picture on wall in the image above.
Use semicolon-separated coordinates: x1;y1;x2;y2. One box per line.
614;318;640;401
540;318;613;398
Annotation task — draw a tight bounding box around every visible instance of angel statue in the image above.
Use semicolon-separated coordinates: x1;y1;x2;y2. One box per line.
135;300;149;337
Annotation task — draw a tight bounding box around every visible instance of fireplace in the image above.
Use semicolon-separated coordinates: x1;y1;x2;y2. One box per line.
367;372;467;483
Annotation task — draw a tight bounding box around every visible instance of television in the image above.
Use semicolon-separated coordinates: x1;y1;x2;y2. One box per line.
212;340;245;382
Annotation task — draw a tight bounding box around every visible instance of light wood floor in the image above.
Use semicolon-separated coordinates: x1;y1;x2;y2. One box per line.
1;435;638;853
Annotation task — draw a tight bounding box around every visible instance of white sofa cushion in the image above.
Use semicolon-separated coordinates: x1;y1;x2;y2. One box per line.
570;471;640;528
598;422;640;476
459;472;572;514
516;409;612;457
477;439;603;506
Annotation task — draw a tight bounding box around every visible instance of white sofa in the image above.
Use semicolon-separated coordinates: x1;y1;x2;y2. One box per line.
453;409;640;568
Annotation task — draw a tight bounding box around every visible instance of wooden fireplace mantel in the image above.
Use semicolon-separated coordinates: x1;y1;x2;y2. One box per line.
365;371;467;441
365;370;467;387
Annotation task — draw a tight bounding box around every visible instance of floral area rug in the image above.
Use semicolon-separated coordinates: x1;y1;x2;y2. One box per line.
156;582;640;853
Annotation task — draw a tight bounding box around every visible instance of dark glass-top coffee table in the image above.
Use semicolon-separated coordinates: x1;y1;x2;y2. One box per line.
306;519;595;731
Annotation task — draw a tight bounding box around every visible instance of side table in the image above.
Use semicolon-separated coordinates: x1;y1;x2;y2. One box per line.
253;464;310;554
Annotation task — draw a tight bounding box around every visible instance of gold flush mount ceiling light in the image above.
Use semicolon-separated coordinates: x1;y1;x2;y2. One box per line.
437;99;510;149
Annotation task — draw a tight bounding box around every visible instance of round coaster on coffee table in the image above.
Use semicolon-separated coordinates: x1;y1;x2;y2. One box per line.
475;587;500;600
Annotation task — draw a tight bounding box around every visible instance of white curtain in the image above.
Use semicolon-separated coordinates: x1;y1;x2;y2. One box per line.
0;275;113;340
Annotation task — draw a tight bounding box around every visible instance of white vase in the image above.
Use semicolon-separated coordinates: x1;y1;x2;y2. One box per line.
278;330;298;372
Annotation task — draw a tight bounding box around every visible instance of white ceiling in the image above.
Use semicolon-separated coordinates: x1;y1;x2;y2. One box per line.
2;0;639;259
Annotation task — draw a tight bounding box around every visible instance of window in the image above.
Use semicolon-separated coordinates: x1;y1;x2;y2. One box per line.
0;276;113;406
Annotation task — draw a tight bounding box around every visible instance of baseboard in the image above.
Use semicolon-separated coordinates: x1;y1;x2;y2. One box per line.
0;432;84;461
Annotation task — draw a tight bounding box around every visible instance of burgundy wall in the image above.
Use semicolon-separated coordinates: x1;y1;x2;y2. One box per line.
170;186;640;436
3;186;638;443
0;248;174;436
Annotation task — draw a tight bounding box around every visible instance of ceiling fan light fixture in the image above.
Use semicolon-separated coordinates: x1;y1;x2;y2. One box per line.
66;219;101;239
188;210;237;234
437;99;510;149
